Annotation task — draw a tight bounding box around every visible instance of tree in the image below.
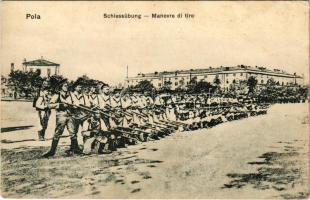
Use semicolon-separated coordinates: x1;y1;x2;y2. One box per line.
134;80;155;93
266;78;276;86
159;80;172;93
187;80;215;94
213;75;221;86
8;70;44;98
189;76;198;85
247;76;258;94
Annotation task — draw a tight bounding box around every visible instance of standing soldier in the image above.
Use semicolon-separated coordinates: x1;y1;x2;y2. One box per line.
42;80;86;158
87;84;100;108
98;85;112;129
35;85;51;141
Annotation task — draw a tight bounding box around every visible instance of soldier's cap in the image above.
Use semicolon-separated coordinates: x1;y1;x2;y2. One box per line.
99;83;109;89
58;79;68;86
72;79;85;89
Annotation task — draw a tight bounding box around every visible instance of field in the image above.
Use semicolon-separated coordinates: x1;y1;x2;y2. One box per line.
1;101;309;198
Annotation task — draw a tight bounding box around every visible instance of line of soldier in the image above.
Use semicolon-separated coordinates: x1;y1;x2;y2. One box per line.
35;79;270;158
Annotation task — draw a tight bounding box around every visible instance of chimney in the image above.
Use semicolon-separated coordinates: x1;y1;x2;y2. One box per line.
10;63;14;72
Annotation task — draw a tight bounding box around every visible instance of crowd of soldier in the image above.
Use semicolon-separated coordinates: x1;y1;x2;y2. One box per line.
35;79;270;158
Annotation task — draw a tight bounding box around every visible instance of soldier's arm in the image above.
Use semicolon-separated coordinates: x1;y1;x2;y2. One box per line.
35;97;47;110
82;119;90;131
48;94;60;109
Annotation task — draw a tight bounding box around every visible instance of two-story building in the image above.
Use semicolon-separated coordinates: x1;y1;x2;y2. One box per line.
125;65;304;90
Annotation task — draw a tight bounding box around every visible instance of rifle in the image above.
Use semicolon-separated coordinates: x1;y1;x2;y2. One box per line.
113;128;139;143
125;127;151;135
146;122;175;131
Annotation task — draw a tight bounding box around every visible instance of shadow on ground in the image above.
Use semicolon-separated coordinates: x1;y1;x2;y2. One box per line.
1;146;163;198
222;140;309;199
1;125;34;133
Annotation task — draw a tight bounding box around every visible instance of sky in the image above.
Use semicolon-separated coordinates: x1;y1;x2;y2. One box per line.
1;1;309;85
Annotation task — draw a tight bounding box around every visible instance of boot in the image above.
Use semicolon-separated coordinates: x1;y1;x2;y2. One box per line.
38;130;45;141
71;139;83;154
99;143;112;154
42;139;59;158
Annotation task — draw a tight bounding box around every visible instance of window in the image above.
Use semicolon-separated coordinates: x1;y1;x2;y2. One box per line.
261;80;264;84
233;73;236;76
158;83;161;87
47;68;51;77
240;73;243;76
204;75;208;78
175;82;178;86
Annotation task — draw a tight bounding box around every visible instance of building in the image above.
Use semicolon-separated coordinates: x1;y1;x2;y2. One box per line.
125;65;304;90
22;57;60;77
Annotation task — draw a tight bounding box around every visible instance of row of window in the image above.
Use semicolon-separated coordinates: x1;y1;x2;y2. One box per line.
128;73;293;85
28;68;53;76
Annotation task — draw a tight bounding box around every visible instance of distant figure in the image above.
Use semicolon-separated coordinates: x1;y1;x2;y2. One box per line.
35;85;51;141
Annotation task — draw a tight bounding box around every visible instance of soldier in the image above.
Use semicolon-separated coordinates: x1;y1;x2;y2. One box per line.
87;84;100;108
98;85;112;130
35;85;51;141
81;110;111;155
70;81;90;123
42;80;86;158
121;93;133;128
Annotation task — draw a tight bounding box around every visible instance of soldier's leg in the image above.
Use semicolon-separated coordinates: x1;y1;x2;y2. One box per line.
42;113;67;158
40;110;51;140
38;111;45;141
83;137;96;155
67;117;83;154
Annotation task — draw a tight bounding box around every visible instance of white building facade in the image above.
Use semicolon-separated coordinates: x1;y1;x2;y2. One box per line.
23;58;60;77
125;65;304;90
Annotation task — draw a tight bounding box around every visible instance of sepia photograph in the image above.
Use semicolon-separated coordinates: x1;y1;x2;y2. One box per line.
0;1;309;199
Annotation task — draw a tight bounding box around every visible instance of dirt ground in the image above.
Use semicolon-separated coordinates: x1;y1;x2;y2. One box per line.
1;102;309;199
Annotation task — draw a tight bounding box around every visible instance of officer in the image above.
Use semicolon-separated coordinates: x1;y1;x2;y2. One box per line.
35;85;51;141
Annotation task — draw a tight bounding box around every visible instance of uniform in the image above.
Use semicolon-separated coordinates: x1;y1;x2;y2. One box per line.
81;114;110;154
42;85;87;157
35;90;51;140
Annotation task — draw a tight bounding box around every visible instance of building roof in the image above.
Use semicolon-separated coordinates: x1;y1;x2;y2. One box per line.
23;58;60;66
130;65;302;79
